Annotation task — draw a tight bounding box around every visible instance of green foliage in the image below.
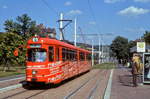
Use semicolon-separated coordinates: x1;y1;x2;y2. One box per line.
0;66;25;77
92;63;116;69
143;31;150;44
128;40;136;49
0;33;26;67
128;40;136;58
0;13;54;72
4;19;20;34
0;13;39;71
4;14;40;39
110;36;129;63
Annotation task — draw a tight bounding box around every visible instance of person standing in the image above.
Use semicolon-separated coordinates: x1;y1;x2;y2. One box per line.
132;53;141;87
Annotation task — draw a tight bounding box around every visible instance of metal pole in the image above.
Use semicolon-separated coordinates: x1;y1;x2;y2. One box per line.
101;35;103;63
74;18;77;46
99;37;101;64
102;41;103;63
92;40;94;66
60;13;63;40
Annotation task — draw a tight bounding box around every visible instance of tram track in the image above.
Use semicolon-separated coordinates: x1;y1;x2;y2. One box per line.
64;70;107;99
87;70;108;99
0;89;28;99
0;87;49;99
0;69;108;99
24;90;48;99
0;83;50;99
26;70;104;99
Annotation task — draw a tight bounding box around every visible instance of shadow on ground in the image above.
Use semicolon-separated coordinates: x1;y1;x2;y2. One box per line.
118;74;142;87
20;70;90;90
118;75;133;87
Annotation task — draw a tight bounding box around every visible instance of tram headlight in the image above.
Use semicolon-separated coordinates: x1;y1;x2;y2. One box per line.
32;70;37;75
32;37;38;42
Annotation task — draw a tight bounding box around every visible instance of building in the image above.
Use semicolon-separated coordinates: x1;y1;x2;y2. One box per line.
37;24;56;39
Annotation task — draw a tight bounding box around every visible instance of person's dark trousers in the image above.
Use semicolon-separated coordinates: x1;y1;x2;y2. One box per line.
133;74;138;87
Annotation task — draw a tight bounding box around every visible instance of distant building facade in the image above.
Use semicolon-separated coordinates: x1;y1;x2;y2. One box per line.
37;24;56;39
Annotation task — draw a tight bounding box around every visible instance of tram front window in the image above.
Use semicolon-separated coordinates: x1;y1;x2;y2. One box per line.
28;48;47;62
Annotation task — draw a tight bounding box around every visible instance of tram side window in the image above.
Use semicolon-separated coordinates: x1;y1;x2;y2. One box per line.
73;51;75;60
73;51;77;61
75;51;77;61
88;54;91;60
62;48;66;61
56;48;59;61
69;50;72;61
70;50;74;61
49;46;54;62
83;53;85;61
66;49;70;60
69;50;76;61
71;51;75;61
80;52;85;61
62;48;77;61
80;52;82;61
85;53;87;60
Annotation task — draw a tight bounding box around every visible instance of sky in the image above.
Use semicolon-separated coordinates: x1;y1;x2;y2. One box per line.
0;0;150;45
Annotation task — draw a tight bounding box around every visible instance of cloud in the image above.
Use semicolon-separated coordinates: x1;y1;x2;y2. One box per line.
104;0;123;3
67;10;82;15
2;5;8;9
118;6;149;16
134;0;150;3
64;1;72;6
89;21;96;25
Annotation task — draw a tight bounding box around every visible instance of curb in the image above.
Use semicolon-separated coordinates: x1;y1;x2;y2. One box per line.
0;77;25;83
104;69;114;99
0;83;25;93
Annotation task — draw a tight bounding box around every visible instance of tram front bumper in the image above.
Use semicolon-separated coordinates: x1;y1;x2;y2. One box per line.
26;75;47;83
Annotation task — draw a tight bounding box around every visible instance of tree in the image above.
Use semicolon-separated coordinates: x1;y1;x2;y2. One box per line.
143;31;150;44
110;36;128;64
128;40;136;49
1;14;57;71
4;20;20;34
4;14;39;39
128;40;136;59
0;33;26;71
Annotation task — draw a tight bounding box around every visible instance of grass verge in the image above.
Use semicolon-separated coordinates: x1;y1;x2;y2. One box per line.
92;62;116;69
0;66;25;78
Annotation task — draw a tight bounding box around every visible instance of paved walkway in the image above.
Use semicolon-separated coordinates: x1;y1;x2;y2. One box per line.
111;66;150;99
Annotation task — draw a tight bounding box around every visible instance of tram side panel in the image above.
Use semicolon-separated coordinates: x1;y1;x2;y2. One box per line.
61;48;78;80
25;37;91;84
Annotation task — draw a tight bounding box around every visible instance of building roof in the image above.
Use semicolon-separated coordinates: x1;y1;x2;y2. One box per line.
130;45;150;53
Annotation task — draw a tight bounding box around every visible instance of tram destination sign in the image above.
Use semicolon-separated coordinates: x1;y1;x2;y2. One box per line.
30;44;41;48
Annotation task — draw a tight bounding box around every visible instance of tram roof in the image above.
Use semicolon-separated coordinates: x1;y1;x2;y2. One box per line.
28;37;91;53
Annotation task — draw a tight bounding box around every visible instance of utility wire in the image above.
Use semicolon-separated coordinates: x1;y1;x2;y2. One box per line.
78;27;86;44
40;0;59;16
87;0;101;34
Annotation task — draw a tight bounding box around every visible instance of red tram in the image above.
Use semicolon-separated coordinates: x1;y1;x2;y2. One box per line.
26;36;92;84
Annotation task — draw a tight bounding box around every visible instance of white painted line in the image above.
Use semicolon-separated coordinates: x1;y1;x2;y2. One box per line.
0;84;22;93
0;77;25;83
104;69;114;99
